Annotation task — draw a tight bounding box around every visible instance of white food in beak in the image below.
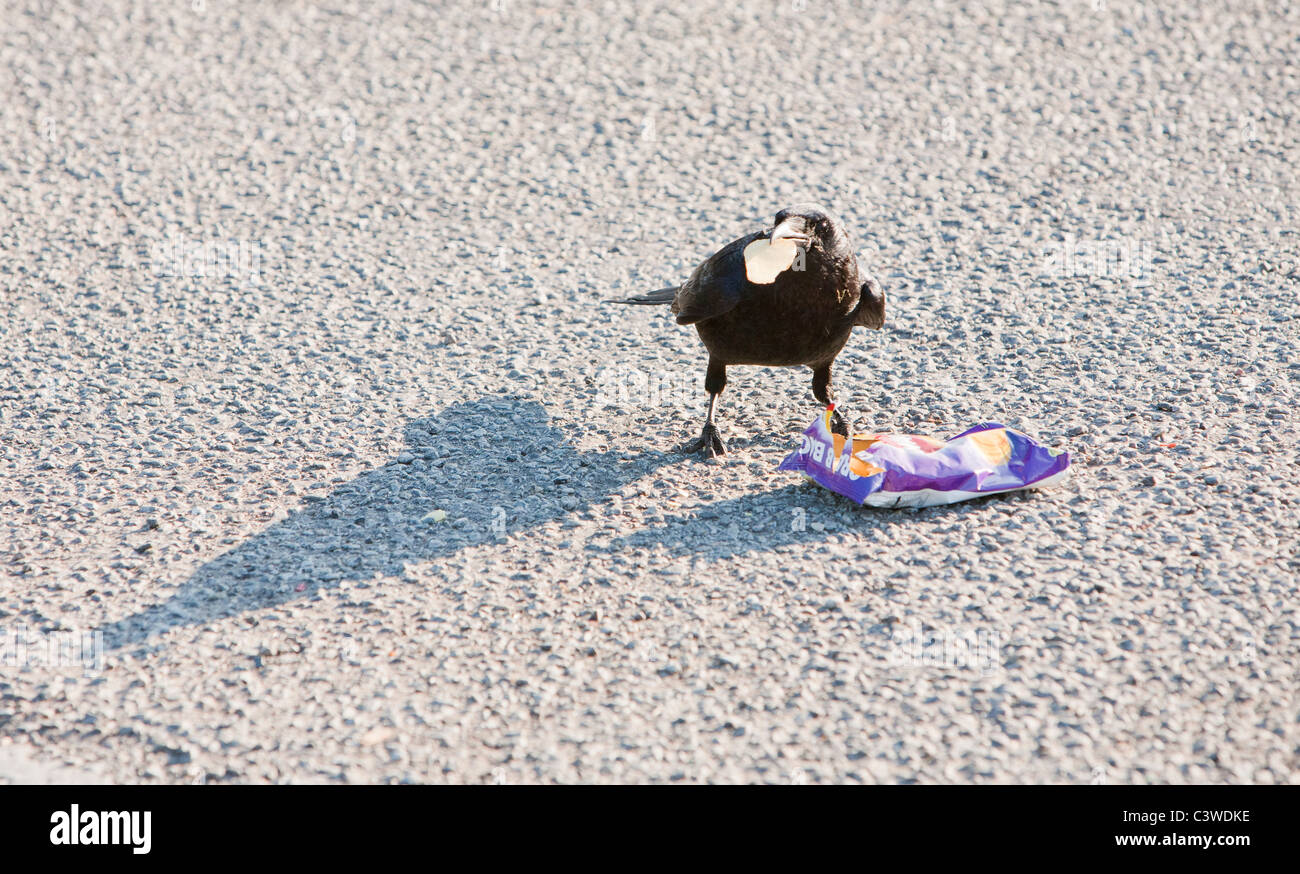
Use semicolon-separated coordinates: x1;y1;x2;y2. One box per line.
743;237;799;284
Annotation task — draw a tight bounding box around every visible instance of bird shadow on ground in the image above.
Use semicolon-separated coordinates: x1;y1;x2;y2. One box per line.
97;395;981;652
99;395;686;651
596;483;925;561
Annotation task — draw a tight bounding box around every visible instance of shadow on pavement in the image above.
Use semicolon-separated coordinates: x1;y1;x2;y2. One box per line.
100;396;681;650
596;482;913;560
101;395;947;651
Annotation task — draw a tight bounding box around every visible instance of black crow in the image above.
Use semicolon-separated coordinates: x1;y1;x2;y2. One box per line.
613;204;885;456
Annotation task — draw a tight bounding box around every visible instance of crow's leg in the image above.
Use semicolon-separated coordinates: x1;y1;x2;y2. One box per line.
680;393;726;457
681;359;728;457
812;363;850;437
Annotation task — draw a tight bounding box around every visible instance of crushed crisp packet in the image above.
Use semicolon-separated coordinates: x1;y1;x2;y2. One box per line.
779;408;1071;508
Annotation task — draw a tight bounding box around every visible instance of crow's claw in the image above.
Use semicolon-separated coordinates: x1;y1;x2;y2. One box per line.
680;423;727;457
829;408;851;438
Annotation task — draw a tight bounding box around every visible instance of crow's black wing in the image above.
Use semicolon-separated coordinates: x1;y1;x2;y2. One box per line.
852;275;886;329
671;232;762;326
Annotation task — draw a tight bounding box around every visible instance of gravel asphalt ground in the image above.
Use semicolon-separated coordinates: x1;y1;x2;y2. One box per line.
2;0;1298;784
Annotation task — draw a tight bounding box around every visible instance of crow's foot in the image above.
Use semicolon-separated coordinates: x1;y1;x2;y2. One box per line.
829;408;851;438
680;423;727;457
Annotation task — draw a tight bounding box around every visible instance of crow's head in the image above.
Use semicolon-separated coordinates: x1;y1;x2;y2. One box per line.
768;204;849;255
743;203;851;284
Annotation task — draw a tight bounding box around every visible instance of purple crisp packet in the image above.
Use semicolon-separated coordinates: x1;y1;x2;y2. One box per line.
778;408;1071;507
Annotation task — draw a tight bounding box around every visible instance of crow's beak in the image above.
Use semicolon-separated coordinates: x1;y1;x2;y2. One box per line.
770;217;811;247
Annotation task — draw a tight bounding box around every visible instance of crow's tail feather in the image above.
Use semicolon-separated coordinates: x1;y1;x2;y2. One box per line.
609;286;677;305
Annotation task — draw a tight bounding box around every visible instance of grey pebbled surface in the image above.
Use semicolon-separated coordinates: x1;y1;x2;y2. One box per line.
1;0;1297;784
